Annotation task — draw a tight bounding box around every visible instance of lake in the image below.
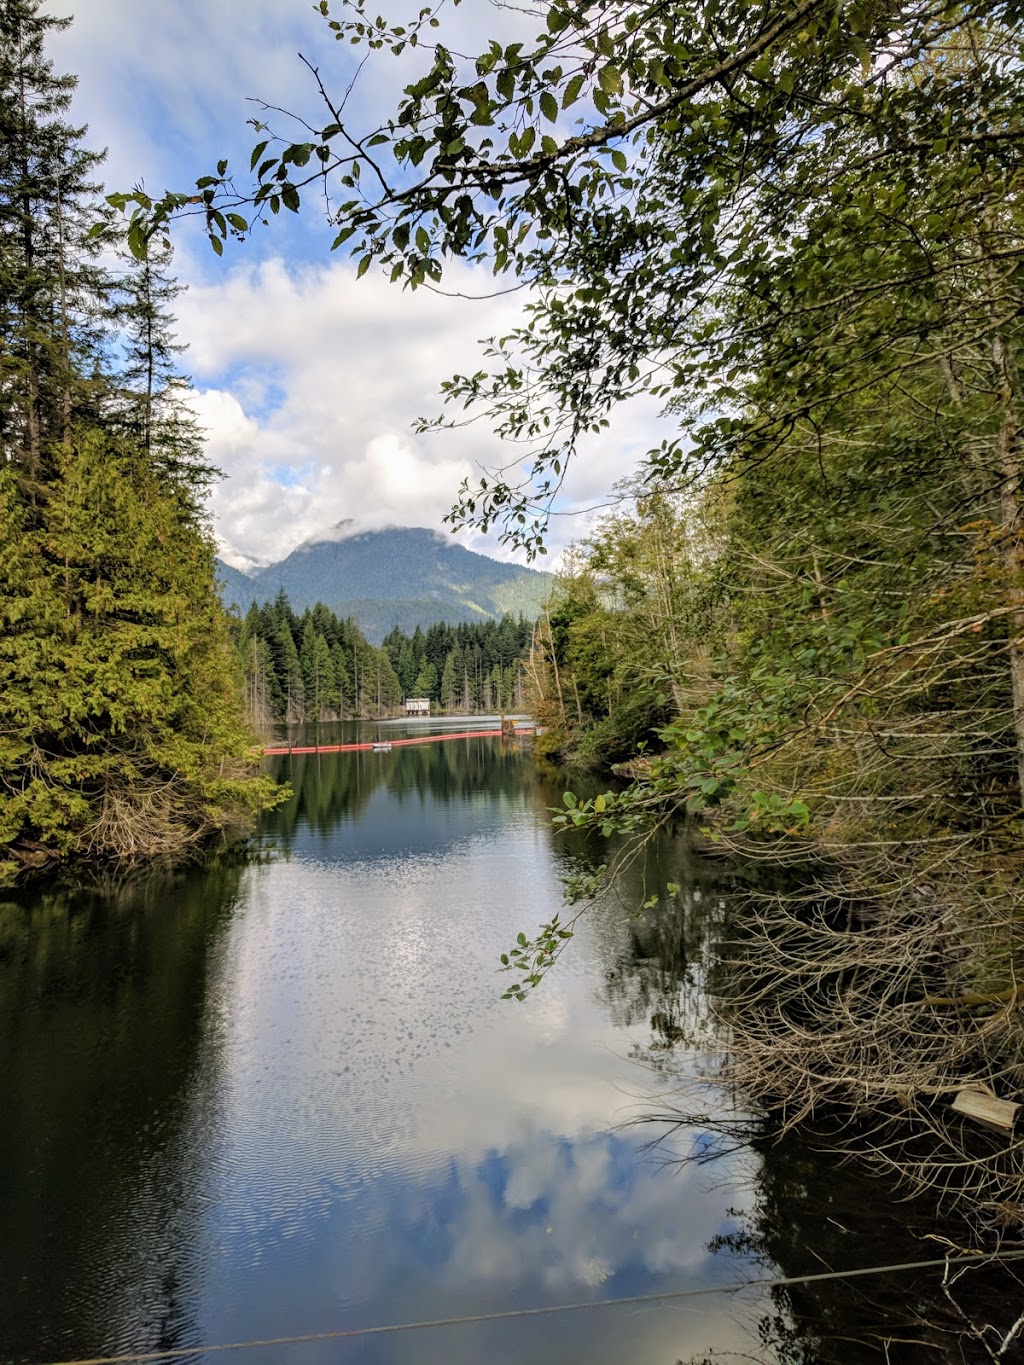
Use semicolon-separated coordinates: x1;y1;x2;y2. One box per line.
0;721;1002;1364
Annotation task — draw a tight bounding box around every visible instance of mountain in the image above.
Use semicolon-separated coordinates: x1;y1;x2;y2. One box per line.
215;558;258;608
215;525;553;642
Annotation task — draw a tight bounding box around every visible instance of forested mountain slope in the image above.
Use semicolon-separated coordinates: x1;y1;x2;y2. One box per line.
217;525;551;641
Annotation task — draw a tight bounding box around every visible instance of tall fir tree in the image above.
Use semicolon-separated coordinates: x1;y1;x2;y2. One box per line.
0;0;106;483
111;240;214;498
0;431;276;877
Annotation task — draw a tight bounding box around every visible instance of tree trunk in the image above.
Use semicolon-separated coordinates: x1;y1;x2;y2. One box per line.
993;332;1024;809
544;606;567;732
55;177;72;441
18;61;41;482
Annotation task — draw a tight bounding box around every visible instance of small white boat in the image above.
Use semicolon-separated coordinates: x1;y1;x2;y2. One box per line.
371;741;393;752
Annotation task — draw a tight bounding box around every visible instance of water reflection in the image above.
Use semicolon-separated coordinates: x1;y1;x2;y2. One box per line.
273;736;537;855
0;861;243;1361
193;734;759;1363
8;725;990;1365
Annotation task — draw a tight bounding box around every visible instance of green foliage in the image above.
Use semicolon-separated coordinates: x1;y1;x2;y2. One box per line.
239;593;380;722
114;0;1024;1090
237;594;530;722
382;614;534;712
499;913;575;1001
120;1;1024;553
0;434;279;882
0;0;107;480
103;0;1024;1221
0;4;279;882
111;240;215;494
526;490;720;767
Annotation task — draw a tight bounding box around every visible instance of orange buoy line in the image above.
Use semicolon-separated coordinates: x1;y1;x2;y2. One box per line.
262;727;534;757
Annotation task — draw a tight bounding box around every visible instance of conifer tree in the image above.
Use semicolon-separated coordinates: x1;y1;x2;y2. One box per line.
439;651;458;711
300;618;336;720
0;0;106;482
375;649;402;715
112;240;213;496
0;9;278;880
0;431;275;878
413;659;437;700
330;640;351;717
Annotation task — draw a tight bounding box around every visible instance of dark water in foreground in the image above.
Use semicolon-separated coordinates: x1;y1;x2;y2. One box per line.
0;722;1010;1364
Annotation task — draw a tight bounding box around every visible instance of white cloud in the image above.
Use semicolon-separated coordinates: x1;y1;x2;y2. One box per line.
172;254;672;566
346;433;474;524
51;1;677;568
180;833;767;1363
50;0;339;191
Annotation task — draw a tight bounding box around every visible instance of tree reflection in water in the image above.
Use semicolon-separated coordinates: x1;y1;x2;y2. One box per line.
0;858;244;1362
268;736;536;844
5;733;1023;1364
575;835;1024;1364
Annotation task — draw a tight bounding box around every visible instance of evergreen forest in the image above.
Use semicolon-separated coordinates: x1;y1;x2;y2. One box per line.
238;594;533;725
0;0;277;885
7;0;1024;1255
382;615;532;713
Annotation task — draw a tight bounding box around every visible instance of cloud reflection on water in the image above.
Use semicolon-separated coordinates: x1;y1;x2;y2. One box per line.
182;740;761;1362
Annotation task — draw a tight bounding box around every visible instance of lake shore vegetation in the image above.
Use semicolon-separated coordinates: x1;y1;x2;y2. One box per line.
0;0;279;887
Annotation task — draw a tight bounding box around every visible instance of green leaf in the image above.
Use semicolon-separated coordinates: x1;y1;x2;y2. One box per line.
597;64;622;96
126;223;148;261
562;73;585;108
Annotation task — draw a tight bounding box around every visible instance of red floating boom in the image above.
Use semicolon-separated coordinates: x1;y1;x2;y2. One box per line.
263;727;534;756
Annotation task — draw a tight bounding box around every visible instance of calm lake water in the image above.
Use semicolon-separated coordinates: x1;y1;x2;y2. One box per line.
0;721;1001;1364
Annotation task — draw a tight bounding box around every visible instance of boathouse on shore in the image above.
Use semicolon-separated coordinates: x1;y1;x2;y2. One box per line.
405;697;430;716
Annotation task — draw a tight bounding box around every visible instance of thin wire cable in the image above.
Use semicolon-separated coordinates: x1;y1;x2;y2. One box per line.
34;1249;1024;1365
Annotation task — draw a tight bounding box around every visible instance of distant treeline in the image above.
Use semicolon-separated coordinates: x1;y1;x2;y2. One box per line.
238;593;534;724
382;617;532;713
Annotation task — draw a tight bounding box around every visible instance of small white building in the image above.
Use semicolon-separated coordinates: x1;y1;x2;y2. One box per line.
405;697;431;716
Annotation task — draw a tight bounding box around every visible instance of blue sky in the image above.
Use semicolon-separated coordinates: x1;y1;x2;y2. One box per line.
52;1;668;569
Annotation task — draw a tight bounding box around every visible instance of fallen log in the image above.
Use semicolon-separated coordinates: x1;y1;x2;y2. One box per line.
951;1088;1022;1134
